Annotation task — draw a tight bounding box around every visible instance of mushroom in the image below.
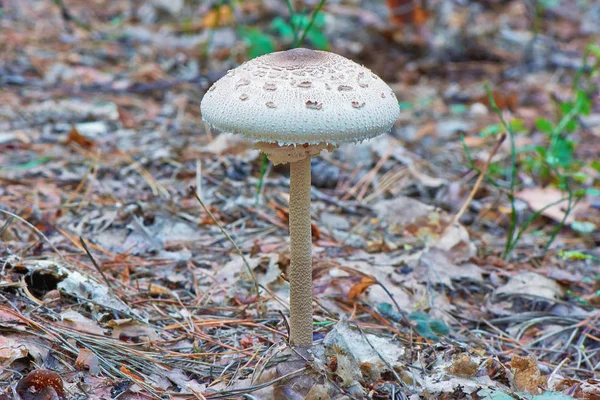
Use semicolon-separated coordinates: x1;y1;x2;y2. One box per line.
201;48;399;347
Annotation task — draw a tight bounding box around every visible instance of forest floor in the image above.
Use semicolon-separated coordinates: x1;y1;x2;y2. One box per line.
1;0;599;399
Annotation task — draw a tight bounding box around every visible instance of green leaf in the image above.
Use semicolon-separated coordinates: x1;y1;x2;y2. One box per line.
271;17;294;40
535;118;554;134
306;29;328;50
377;303;404;323
291;14;311;30
0;156;52;172
409;311;430;321
565;119;578;132
589;44;600;59
510;118;526;133
560;101;574;115
480;124;503;138
408;311;449;341
414;320;437;341
551;138;574;167
487;162;504;176
239;28;275;59
450;104;467;114
575;90;592;115
429;319;450;336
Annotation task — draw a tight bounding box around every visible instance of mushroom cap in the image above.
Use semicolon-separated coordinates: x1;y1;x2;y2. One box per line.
201;48;399;145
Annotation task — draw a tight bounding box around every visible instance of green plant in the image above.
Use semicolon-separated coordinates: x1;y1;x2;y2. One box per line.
462;43;600;259
238;0;328;62
238;27;275;59
271;11;328;50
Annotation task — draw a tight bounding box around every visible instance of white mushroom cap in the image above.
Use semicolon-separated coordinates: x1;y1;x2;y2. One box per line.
200;48;400;146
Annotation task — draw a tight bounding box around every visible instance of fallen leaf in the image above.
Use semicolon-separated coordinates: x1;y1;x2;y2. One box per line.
201;4;234;28
0;334;48;367
76;348;100;375
517;187;583;224
348;275;378;300
495;272;564;301
60;310;106;335
374;196;476;262
120;365;144;382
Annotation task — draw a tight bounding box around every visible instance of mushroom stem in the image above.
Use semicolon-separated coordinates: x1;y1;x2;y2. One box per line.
288;156;313;346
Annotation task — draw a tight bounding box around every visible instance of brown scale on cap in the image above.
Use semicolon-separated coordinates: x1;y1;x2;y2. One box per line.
305;100;322;110
235;78;250;89
263;82;277;91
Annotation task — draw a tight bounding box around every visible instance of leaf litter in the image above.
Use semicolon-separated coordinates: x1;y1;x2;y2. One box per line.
1;0;600;398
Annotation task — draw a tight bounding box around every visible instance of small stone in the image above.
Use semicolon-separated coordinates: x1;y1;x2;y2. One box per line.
469;102;488;117
436;119;473;138
320;212;350;230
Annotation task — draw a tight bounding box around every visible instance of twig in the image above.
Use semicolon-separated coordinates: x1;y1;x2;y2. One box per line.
79;236;115;293
451;133;506;226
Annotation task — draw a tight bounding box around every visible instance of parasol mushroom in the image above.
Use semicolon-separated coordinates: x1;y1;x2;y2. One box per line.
201;48;399;346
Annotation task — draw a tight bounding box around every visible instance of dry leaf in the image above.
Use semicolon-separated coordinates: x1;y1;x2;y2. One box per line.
495;272;565;300
60;310;106;335
348;275;378;300
201;5;234;29
76;348;100;375
517;187;588;225
66;125;95;148
120;365;144;382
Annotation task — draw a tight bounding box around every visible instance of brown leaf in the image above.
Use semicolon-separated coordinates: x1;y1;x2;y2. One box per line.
476;90;518;111
120;365;144;382
76;348;100;375
201;5;234;29
348;275;378;300
517;187;586;224
386;0;429;25
66;125;95;149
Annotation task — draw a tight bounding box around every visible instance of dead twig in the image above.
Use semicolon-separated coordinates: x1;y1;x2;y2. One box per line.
451;133;506;226
79;236;115;293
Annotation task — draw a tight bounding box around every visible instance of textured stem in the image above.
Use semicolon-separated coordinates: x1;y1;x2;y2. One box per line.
288;156;313;346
